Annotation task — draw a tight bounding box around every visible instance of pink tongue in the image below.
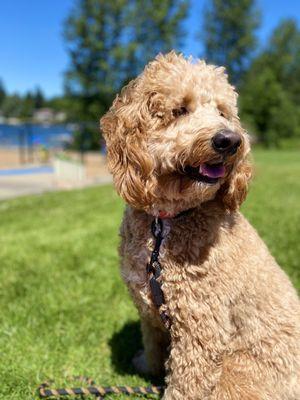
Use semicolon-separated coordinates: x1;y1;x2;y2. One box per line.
200;163;226;178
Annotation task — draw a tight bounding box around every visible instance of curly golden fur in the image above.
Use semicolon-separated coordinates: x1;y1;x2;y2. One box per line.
101;52;300;399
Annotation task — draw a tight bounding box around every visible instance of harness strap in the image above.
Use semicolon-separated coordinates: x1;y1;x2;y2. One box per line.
147;218;171;329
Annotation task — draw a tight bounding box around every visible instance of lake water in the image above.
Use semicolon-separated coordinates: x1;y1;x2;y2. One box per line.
0;124;74;148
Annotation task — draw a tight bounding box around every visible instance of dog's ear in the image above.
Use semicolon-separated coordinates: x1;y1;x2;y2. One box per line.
220;157;252;211
100;82;156;210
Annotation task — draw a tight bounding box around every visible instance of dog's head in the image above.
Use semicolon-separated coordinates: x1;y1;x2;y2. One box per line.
101;52;251;216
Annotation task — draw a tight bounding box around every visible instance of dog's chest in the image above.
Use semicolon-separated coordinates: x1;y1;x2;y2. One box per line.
120;219;171;322
120;216;212;325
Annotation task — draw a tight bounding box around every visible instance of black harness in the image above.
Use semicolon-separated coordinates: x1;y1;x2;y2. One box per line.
147;209;194;329
147;217;171;329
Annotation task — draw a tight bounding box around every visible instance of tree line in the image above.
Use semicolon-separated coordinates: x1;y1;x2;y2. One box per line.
1;0;300;148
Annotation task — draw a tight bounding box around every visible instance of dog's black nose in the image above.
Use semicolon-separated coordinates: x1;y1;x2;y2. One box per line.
212;130;241;155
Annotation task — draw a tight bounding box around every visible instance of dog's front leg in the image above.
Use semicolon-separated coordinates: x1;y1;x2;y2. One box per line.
162;335;221;400
133;318;170;376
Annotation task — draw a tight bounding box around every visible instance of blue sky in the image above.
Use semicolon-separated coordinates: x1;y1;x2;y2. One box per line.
0;0;299;98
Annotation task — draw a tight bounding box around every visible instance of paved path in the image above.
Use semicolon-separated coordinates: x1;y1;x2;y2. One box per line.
0;172;56;200
0;166;112;200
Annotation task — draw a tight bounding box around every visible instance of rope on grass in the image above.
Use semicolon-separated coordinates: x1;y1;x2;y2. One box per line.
38;376;163;398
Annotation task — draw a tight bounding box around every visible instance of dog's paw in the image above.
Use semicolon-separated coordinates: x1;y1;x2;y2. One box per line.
132;350;150;375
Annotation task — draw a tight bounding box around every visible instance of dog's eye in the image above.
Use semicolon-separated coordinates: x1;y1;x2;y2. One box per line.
218;107;227;118
172;106;188;118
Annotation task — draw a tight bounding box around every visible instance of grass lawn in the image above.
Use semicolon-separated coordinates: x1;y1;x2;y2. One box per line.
0;149;299;399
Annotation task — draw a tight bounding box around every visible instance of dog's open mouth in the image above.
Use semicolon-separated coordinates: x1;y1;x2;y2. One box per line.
183;163;226;184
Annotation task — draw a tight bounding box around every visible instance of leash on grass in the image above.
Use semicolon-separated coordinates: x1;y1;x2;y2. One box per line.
38;376;163;398
38;218;169;399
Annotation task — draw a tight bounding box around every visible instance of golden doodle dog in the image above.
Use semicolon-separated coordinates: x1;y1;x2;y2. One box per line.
101;52;300;399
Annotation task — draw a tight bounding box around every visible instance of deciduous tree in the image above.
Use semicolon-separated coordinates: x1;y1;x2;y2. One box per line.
240;19;300;146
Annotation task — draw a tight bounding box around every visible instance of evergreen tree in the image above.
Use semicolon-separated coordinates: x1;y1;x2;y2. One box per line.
203;0;260;85
0;80;6;107
1;94;23;118
64;0;188;122
33;87;45;109
126;0;188;78
20;91;35;119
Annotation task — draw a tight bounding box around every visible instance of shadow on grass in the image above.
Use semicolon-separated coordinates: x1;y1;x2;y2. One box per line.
109;320;142;376
109;320;164;386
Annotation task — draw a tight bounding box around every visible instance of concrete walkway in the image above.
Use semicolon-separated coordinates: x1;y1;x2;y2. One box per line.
0;166;112;200
0;173;56;200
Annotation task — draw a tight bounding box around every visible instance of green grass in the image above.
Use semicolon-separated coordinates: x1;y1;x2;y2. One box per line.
0;149;299;399
243;150;300;286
